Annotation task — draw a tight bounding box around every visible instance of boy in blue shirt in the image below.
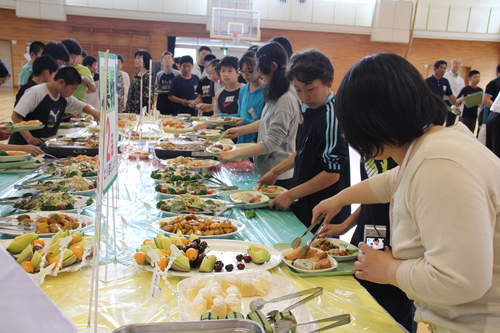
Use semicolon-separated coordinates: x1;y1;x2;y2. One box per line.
18;41;45;86
168;55;199;116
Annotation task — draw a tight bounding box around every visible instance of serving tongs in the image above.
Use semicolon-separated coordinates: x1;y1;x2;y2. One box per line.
249;286;323;312
275;314;351;333
299;224;325;256
291;214;325;249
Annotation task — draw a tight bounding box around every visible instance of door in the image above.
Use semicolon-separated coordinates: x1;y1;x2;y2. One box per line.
0;40;13;88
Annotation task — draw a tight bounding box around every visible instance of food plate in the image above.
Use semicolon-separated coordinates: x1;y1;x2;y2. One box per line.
0;151;31;163
151;215;245;238
0;238;93;275
280;248;338;273
202;116;241;126
0;212;93;236
156;197;231;216
229;191;270;206
0;157;39;170
5;123;45;132
137;239;281;277
205;143;236;156
177;272;316;331
161;157;220;170
10;194;94;213
311;238;359;262
253;185;288;198
129;151;150;159
155;184;222;198
185;129;221;139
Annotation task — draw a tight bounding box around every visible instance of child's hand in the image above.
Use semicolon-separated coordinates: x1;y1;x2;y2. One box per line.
269;192;294;211
223;128;239;140
26;136;43;145
257;171;278;186
219;150;237;164
0;130;12;141
188;101;196;108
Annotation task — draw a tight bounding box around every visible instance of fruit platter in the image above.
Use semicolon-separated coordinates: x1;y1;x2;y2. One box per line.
152;214;245;238
156;194;230;215
0;212;93;236
154;181;222;197
150;165;212;183
133;235;280;277
1;230;93;276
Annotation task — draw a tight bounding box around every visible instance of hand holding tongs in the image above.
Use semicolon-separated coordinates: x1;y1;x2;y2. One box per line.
274;314;351;333
249;286;323;312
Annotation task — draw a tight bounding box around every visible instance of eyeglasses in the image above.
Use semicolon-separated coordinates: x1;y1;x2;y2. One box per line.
238;69;253;75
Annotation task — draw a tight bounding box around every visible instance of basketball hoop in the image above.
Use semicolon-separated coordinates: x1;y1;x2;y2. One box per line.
231;32;242;46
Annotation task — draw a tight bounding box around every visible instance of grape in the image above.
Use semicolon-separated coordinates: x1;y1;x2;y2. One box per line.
236;254;243;261
237;263;245;270
225;264;234;272
214;264;223;272
243;255;251;263
215;260;223;266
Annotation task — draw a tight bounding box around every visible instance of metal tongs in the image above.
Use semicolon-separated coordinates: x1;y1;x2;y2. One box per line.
291;214;325;249
249;286;323;312
299;223;325;256
274;314;351;333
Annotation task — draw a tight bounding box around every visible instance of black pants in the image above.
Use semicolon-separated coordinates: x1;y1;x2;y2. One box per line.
460;116;477;133
486;112;500;158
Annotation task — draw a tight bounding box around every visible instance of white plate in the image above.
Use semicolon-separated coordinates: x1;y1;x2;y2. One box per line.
0;238;93;275
252;185;288;198
311;238;360;262
229;191;270;205
177;272;316;331
136;239;281;277
151;215;245;239
156;198;231;216
162;158;220;170
0;152;31;162
205;144;236;156
11;195;94;213
280;248;338;273
0;212;93;237
202;117;241;126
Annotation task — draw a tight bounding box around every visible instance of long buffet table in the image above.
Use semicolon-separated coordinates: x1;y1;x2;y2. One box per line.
0;153;406;332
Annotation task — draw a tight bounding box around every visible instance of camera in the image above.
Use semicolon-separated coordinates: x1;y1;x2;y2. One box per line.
363;225;386;250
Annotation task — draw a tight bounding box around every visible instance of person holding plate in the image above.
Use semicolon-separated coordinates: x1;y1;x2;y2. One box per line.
313;53;500;333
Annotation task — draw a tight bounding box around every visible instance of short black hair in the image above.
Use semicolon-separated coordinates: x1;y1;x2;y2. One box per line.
434;60;447;69
82;56;97;67
161;51;174;60
204;54;216;63
220;55;239;70
134;50;152;70
336;53;447;161
0;58;11;79
32;55;58;76
54;66;82;86
257;42;289;102
61;38;82;56
207;59;221;75
468;70;480;78
179;55;194;66
287;49;333;86
238;51;256;72
496;64;500;73
269;36;293;60
117;54;124;63
29;41;45;56
198;46;212;54
248;45;259;52
42;42;70;63
81;50;88;58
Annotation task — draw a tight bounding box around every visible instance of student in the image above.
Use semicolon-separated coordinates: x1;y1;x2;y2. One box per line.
18;41;45;86
194;54;216;116
62;38;95;103
208;59;223;111
0;58;43;156
41;42;70;68
213;55;241;115
269;36;293;62
9;66;100;145
154;51;180;115
61;38;82;67
15;55;58;106
125;50;155;114
83;55;100;111
191;46;212;78
313;53;500;333
117;54;130;113
235;51;265;143
457;70;483;133
257;49;350;228
168;55;199;116
220;42;301;189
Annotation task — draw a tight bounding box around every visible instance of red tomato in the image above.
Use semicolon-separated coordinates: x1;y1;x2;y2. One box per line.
207;190;212;194
188;208;195;211
339;250;348;256
176;190;181;194
58;205;66;210
191;191;196;195
88;185;95;189
160;188;167;193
